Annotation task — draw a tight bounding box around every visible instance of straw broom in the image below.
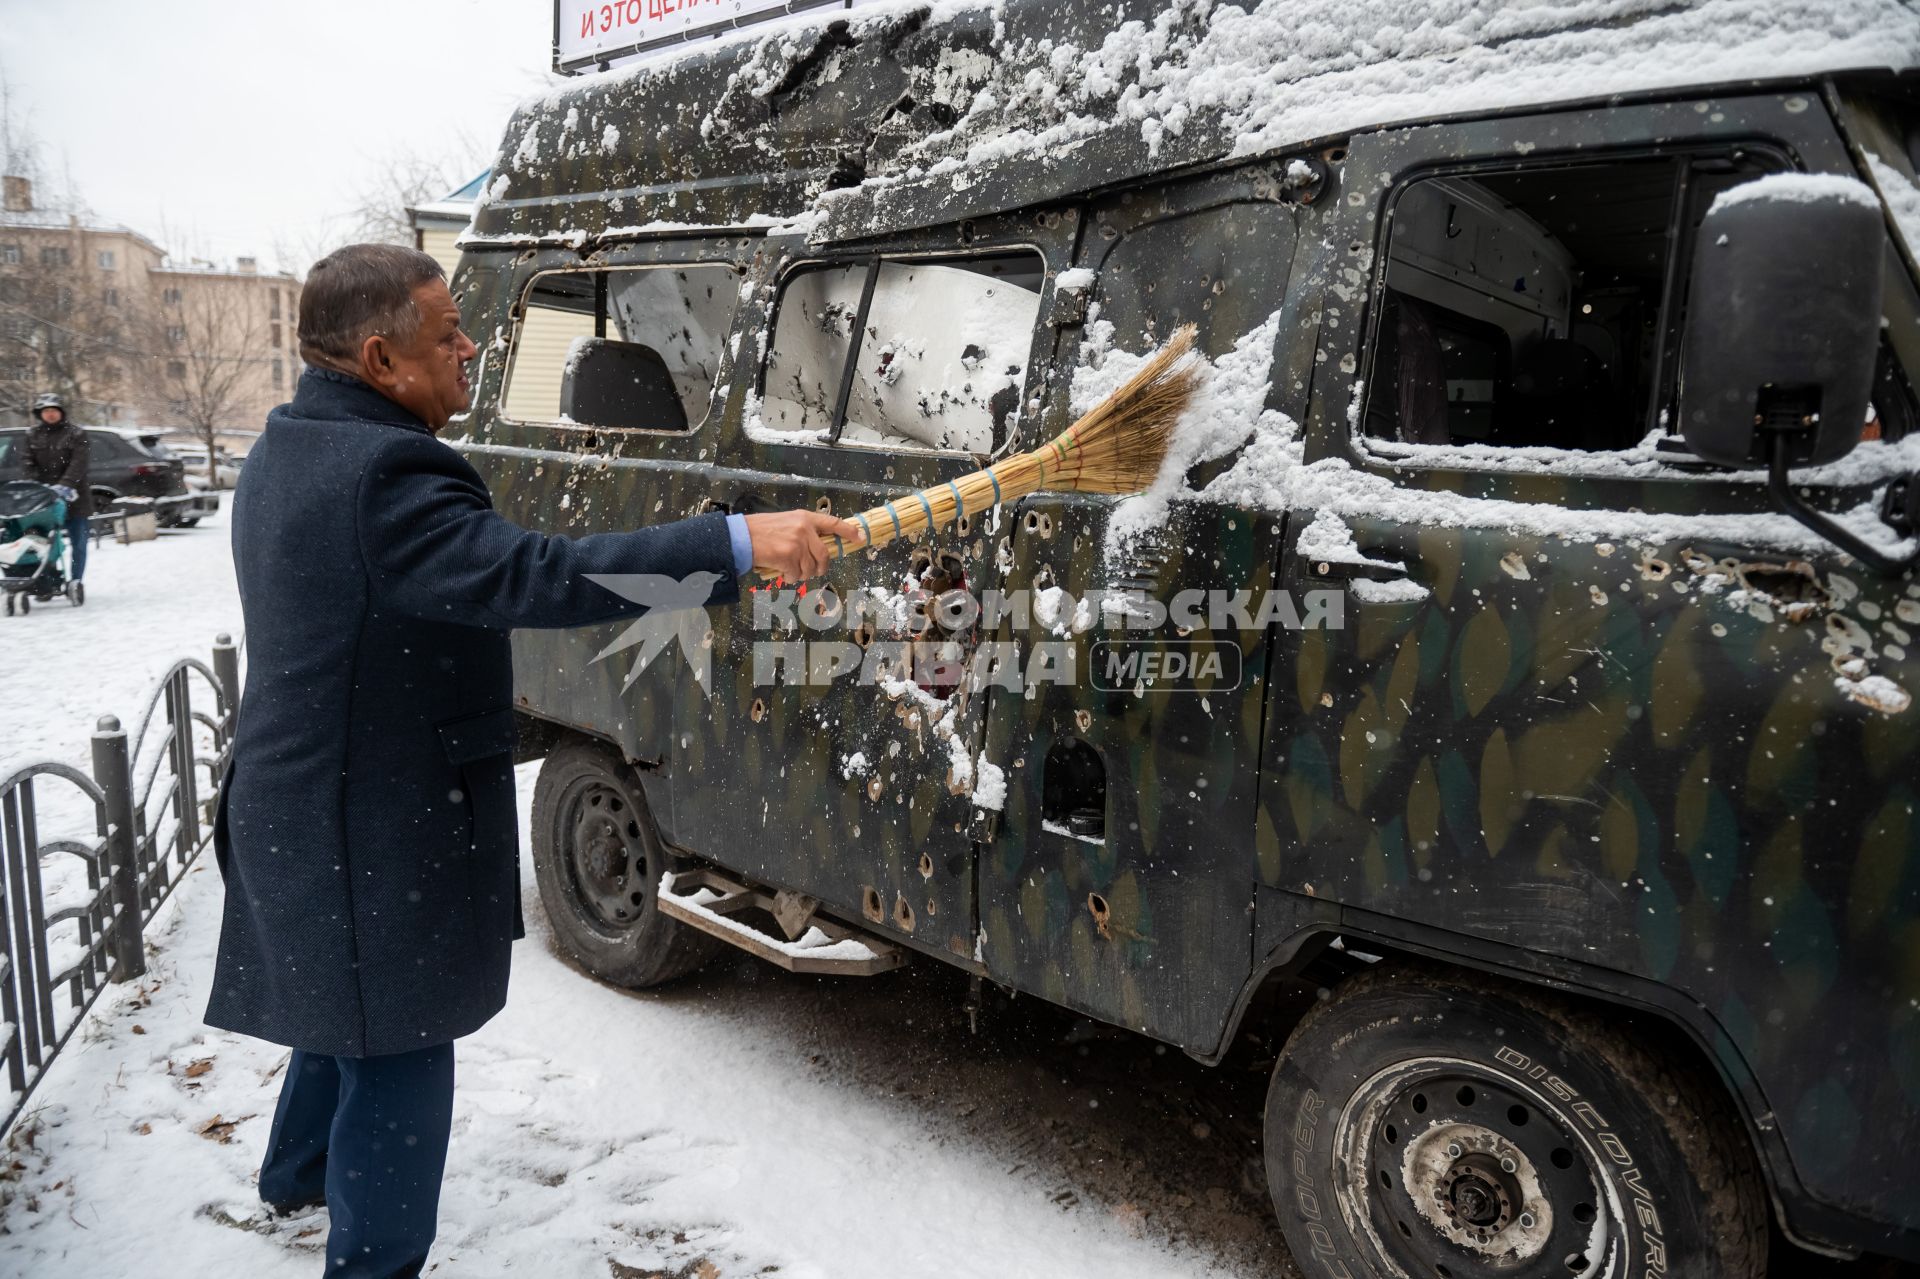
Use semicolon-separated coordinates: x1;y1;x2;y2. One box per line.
770;323;1201;571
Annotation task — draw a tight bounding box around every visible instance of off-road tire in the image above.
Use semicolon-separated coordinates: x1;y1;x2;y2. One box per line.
530;736;720;987
1265;965;1766;1279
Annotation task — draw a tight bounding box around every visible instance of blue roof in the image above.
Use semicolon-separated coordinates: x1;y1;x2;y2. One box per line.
445;171;490;202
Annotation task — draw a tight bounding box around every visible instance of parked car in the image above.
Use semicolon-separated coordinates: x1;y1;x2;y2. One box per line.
168;443;242;490
450;4;1920;1274
0;426;219;527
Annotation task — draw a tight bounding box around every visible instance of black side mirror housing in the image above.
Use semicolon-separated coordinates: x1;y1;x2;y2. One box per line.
1679;174;1883;468
1677;173;1915;574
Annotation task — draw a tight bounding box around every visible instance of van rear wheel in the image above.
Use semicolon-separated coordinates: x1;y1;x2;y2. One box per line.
1264;966;1765;1279
530;736;720;988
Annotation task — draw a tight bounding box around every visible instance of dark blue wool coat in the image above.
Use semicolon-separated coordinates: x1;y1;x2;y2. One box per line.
206;368;738;1057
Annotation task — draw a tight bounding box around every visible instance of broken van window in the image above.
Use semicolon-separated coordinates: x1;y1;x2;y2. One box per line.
1361;152;1780;454
503;263;739;431
760;251;1044;453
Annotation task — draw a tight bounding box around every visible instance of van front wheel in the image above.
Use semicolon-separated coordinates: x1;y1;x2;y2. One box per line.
1264;966;1765;1279
530;737;719;988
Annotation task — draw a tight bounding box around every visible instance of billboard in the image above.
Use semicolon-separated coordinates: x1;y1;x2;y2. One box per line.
554;0;864;73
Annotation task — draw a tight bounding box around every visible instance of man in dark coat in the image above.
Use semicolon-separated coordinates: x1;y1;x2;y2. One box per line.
21;391;93;583
206;243;852;1279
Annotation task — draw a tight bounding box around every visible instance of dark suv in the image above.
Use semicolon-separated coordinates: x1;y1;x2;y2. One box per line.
0;426;216;527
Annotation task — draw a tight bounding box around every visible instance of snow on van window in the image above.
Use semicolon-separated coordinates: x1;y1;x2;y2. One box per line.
758;254;1042;452
503;264;739;430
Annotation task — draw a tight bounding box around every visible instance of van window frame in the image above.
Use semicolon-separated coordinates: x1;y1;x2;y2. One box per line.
1351;139;1795;475
756;243;1051;461
498;259;745;438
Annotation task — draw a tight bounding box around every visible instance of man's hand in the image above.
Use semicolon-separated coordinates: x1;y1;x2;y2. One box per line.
745;510;863;581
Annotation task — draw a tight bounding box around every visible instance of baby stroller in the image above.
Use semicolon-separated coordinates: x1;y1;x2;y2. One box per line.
0;480;85;615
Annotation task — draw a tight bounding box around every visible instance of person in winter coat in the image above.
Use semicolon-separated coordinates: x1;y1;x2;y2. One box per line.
205;242;855;1279
21;391;92;582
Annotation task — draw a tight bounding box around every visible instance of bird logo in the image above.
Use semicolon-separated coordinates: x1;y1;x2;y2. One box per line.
584;572;727;694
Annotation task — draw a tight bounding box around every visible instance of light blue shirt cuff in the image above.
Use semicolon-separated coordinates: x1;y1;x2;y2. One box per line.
725;512;753;577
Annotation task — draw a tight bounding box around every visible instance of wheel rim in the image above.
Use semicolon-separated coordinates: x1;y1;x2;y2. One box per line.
1334;1058;1617;1278
559;778;651;932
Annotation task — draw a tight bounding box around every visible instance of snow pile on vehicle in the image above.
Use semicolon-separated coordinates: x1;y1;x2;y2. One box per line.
487;0;1917;242
1706;171;1881;215
1091;311;1920;567
821;0;1919;221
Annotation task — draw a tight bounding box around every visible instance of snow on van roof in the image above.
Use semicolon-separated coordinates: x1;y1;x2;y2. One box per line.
474;0;1918;247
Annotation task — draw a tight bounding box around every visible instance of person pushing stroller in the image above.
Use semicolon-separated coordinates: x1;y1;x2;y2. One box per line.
21;391;92;587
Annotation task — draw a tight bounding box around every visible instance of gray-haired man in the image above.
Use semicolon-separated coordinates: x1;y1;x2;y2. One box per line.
205;243;853;1277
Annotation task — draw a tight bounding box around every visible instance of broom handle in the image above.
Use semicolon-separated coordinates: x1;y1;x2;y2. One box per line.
837;461;1009;558
748;425;1093;576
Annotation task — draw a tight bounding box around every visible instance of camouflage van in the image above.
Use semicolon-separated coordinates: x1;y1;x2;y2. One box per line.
449;2;1920;1274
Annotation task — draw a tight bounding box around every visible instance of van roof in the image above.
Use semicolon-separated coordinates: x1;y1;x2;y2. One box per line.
465;0;1915;252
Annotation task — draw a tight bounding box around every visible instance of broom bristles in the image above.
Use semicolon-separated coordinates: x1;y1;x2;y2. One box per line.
795;324;1201;566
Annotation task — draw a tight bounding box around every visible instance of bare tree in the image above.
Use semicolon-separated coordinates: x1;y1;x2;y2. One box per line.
343;134;489;248
151;279;266;487
0;75;150;424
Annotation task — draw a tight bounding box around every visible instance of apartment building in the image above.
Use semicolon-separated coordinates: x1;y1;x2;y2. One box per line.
0;174;299;428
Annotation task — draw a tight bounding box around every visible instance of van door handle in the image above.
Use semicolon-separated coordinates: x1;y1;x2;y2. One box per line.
1305;553;1411;583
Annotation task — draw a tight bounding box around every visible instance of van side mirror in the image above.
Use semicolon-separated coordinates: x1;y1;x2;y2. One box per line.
1678;173;1912;572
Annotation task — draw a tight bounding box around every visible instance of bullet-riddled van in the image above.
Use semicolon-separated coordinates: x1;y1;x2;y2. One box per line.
448;2;1920;1273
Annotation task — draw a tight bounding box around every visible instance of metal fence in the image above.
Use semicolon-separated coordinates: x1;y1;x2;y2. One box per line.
0;634;240;1136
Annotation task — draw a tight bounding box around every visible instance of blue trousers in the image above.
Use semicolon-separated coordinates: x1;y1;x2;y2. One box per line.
258;1042;455;1279
65;512;88;582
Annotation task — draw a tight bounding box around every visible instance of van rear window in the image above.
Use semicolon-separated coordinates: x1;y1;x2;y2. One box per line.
503;263;739;432
758;250;1044;454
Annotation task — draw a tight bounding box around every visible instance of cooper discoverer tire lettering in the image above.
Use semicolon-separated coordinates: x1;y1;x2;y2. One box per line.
1264;966;1766;1279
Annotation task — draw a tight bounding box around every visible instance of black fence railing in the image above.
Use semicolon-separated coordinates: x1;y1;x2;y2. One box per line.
0;634;240;1136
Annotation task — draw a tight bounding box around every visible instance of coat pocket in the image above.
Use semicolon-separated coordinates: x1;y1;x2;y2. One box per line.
436;707;525;946
437;707;518;765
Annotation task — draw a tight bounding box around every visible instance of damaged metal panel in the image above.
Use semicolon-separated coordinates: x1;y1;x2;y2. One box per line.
1262;93;1920;1241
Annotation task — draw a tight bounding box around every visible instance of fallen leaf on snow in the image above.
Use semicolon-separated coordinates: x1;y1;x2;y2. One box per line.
197;1114;250;1144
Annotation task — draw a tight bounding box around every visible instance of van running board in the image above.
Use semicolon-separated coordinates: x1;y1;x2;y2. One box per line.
656;868;908;976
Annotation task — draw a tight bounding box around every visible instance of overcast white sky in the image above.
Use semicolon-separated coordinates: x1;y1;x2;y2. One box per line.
0;0;556;272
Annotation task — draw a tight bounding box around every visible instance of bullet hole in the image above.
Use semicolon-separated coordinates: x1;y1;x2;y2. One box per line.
908;546;934;579
1088;892;1112;940
807;585;844;626
1737;560;1830;622
893;894;916;932
926;897;937;917
1021;510;1054;538
852;620;876;650
815;495;834;514
749;697;766;723
866;775;885;802
1637;554;1671;583
1324;146;1347;163
1074;709;1092;733
862;885;884;923
956;513;973;537
918;852;934;879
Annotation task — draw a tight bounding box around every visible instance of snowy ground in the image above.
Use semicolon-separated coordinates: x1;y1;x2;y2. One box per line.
0;507;1297;1279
